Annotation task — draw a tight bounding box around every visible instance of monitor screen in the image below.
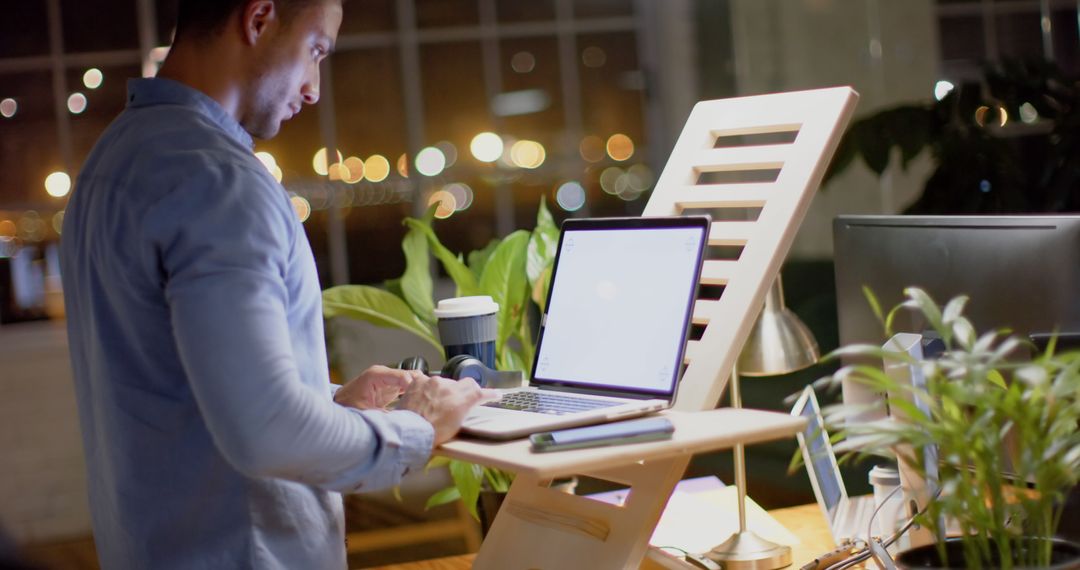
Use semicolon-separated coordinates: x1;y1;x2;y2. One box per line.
795;388;844;520
532;219;707;396
833;215;1080;351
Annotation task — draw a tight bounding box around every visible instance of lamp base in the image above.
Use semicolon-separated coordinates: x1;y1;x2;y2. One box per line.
705;530;792;570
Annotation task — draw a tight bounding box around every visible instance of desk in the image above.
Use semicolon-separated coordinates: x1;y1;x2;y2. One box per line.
366;503;833;570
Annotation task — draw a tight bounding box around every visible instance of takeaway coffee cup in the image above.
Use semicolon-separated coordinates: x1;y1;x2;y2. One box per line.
433;296;499;369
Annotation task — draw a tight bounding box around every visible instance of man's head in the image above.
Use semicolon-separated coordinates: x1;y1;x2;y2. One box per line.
169;0;342;139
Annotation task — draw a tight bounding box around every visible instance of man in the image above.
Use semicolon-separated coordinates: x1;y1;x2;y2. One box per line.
60;1;493;568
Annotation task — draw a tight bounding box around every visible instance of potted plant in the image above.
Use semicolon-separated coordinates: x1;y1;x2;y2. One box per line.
322;200;560;527
819;287;1080;569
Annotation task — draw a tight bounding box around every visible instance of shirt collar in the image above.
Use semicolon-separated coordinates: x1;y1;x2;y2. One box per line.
126;77;254;149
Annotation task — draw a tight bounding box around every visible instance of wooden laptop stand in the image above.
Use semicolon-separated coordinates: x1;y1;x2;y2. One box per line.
438;87;859;569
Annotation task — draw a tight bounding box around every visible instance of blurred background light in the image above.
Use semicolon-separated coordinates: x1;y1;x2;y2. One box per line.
83;68;103;89
581;46;607;68
606;133;634;161
470;132;503;163
52;211;65;235
44;172;71;198
435;141;457;168
579;135;605;162
289;193;311;222
933;79;954;101
427;190;457;219
511;51;536;73
492;89;550;117
555;181;586;212
0;98;16;118
397;153;410;178
510;140;545;169
415;146;446;176
364;154;390;182
1019;102;1039;123
600;166;623;194
443;182;473;211
312;147;343;176
67;93;87;114
343;156;365;183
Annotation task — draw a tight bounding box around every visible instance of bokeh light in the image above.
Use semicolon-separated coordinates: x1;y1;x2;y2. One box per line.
579;135;605;162
470;132;503;163
415;146;446;176
427;190;457;219
312;147;343;176
599;166;623;194
44;171;71;197
443;182;473;211
254;151;277;171
343;156;365;183
435;140;458;167
17;211;45;242
626;163;655;191
328;162;349;181
83;68;103;89
0;220;15;240
1019;102;1038;124
556;181;586;212
290;194;311;222
364;154;390;182
511;51;536;73
510;140;546;169
0;98;16;118
397;153;409;178
934;80;954;101
974;106;989;127
582;46;607;68
52;211;65;235
606;134;634;161
67;93;87;114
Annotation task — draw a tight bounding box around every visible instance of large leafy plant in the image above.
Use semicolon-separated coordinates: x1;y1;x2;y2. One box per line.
820;287;1080;569
322;200;560;518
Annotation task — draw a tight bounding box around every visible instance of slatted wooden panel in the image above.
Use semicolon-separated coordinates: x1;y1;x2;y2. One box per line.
642;87;859;412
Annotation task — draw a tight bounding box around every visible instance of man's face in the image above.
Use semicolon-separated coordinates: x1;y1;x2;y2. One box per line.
242;0;342;139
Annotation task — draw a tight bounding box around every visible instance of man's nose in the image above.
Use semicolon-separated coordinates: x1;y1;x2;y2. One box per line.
302;66;320;105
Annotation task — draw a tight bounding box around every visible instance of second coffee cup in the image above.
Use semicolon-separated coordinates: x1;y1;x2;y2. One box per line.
433;296;499;369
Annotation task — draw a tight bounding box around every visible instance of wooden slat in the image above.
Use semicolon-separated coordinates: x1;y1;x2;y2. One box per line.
691;299;723;325
700;260;738;285
708;221;759;246
691;144;790;171
683;339;703;364
675;184;770;209
345;519;474;553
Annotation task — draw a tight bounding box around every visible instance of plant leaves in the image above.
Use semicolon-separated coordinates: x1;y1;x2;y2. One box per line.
467;238;501;283
404;218;478;296
448;459;484;520
322;285;441;353
424;486;461;510
526;199;559;285
400;224;436;325
479;230;530;358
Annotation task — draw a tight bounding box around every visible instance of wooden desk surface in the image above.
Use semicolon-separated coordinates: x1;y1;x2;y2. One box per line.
439;409;804;479
366;503;833;570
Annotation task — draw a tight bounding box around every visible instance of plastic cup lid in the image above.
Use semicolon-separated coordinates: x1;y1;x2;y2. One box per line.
868;465;900;486
433;295;499;319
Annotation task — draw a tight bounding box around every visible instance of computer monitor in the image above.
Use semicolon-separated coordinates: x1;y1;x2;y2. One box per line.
834;215;1080;352
833;215;1080;419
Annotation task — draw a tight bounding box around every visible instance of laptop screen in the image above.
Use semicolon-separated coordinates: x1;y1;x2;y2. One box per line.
531;217;708;397
795;387;844;520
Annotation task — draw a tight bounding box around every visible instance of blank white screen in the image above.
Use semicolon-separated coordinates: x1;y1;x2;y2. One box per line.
533;227;703;394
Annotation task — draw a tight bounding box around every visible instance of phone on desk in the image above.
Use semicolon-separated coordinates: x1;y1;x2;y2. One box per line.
529;416;674;452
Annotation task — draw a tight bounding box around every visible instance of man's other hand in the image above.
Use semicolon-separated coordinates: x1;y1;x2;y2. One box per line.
334;365;418;410
397;375;500;445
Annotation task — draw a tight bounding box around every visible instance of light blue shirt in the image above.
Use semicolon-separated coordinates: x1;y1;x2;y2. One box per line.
60;77;434;570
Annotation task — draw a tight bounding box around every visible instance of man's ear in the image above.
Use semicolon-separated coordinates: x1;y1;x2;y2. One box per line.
241;0;278;46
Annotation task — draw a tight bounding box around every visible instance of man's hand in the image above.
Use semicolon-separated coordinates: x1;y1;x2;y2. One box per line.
334;365;419;410
397;375;500;445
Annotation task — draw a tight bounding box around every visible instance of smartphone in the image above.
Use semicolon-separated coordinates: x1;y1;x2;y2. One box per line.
529;416;674;453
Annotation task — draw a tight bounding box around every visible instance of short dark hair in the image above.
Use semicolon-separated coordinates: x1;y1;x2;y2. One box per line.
173;0;326;40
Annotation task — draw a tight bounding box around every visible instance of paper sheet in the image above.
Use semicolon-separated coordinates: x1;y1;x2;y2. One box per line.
649;486;801;555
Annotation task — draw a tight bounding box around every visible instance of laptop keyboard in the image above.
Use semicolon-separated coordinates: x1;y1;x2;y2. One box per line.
483;391;621;415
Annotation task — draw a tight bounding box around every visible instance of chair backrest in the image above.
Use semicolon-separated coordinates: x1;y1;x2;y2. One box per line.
643;87;859;411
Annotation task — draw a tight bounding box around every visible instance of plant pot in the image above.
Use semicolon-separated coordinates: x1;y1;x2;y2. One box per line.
896;538;1080;570
476;477;579;537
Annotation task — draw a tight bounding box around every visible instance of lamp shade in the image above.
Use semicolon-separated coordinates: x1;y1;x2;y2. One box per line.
737;276;819;376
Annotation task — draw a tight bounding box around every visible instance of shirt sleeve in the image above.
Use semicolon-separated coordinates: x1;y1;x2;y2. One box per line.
143;160;433;493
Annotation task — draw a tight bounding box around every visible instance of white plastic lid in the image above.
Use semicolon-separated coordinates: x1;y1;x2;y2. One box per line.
868;465;900;486
433;295;499;319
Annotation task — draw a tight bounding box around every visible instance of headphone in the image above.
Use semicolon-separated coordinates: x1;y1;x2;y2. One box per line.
396;355;522;389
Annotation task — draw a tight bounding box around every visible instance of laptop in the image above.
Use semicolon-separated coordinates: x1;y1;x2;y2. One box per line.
461;215;710;440
791;385;878;545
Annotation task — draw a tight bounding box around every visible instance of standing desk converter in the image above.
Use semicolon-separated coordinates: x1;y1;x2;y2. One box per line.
439;87;860;569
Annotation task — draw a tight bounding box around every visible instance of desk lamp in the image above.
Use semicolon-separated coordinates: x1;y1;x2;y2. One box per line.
706;276;819;570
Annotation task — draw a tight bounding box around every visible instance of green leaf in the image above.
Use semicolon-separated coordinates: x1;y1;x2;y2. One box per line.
400;225;436;325
404;218;478;296
424;486;461;510
987;369;1008;389
526;199;559;285
322;285;441;354
467;238;502;282
449;459;484;520
479;230;530;358
383;277;405;301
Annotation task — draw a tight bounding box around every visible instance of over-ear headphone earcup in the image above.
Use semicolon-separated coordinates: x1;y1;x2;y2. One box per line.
397;356;429;374
442;355;488;386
